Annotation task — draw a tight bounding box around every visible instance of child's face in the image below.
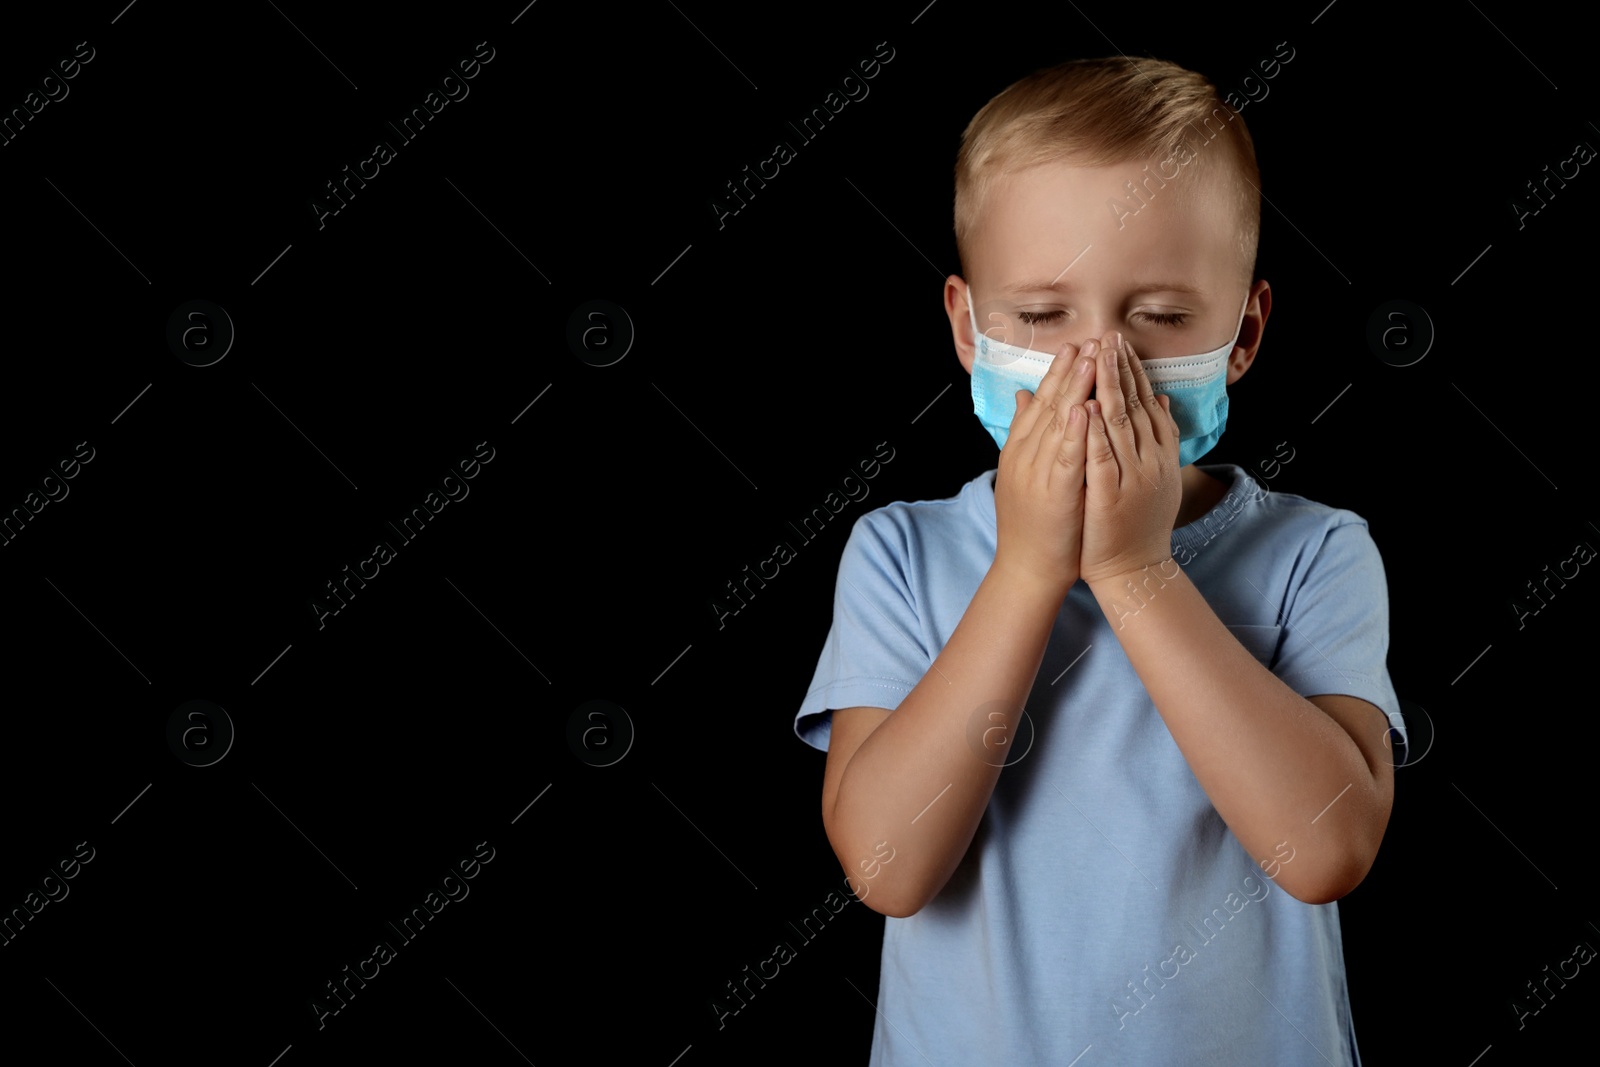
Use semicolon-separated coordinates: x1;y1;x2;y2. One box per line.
951;155;1262;383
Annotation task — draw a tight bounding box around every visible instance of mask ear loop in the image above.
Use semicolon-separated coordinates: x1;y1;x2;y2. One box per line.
966;289;987;358
1227;291;1251;347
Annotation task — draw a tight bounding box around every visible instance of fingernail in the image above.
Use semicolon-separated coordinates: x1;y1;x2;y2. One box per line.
1077;356;1093;377
1114;331;1125;350
1081;339;1099;358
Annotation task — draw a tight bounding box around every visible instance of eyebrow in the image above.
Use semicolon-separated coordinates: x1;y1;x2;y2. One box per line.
1000;280;1207;296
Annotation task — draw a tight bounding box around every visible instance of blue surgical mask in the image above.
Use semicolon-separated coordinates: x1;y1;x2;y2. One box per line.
966;293;1250;466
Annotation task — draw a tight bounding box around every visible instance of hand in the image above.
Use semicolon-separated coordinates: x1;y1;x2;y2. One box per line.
1078;333;1183;588
990;338;1099;600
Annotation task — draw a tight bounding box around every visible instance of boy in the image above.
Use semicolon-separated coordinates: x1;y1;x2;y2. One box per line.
793;57;1407;1065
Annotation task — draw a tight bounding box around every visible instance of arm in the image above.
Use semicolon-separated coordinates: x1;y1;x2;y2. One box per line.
822;328;1103;919
1077;334;1394;904
1084;565;1394;903
822;563;1069;918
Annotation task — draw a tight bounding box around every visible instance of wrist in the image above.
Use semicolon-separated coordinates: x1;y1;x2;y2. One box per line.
988;550;1076;609
1083;555;1183;600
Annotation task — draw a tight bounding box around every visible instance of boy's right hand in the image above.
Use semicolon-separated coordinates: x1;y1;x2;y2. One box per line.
991;338;1101;600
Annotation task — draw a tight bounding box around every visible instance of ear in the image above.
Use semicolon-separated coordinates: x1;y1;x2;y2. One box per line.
1225;279;1271;386
945;275;978;374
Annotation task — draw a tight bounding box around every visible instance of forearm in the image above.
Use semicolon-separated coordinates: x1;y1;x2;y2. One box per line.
1087;561;1389;903
828;559;1067;917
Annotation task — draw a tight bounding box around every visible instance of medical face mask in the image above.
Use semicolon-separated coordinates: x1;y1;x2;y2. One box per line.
967;294;1250;466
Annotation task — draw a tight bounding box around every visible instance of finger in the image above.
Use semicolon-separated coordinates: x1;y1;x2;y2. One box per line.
1017;343;1082;471
1111;336;1154;480
1003;388;1035;460
1034;348;1095;468
1113;337;1165;491
1121;336;1166;451
1158;393;1179;441
1006;344;1074;450
1020;377;1075;482
1027;342;1080;415
1113;333;1150;442
1084;398;1119;499
1046;400;1090;495
1063;346;1097;410
1092;338;1136;472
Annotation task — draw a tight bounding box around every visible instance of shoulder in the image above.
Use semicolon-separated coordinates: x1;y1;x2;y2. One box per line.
1219;465;1376;546
1256;485;1376;556
1179;465;1384;581
845;469;995;558
1235;475;1391;598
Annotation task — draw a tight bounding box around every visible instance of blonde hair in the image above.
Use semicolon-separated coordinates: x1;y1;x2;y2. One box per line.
954;57;1260;290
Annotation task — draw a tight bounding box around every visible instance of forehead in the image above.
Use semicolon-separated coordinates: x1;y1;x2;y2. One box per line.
969;156;1238;294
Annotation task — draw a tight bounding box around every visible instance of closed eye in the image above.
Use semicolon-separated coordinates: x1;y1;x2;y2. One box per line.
1016;310;1067;325
1135;312;1189;327
1016;310;1189;327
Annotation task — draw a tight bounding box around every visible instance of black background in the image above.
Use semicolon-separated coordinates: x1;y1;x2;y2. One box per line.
1;2;1594;1064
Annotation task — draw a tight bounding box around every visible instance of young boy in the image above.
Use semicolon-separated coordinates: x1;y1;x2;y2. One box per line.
794;57;1407;1065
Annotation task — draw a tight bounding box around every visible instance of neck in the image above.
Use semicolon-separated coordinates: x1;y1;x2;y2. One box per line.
1174;466;1229;530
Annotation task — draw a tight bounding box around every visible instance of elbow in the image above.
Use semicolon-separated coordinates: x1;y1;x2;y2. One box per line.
826;826;912;915
847;847;951;917
831;849;933;919
857;882;929;919
1277;787;1392;905
1276;849;1377;905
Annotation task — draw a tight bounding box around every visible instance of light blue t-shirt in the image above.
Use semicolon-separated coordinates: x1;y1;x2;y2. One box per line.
794;463;1406;1067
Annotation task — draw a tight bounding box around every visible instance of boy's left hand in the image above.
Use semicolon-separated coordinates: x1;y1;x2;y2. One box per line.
1077;334;1183;587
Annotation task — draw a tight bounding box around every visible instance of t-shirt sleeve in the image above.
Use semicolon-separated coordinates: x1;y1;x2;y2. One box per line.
793;511;933;752
1273;517;1410;764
